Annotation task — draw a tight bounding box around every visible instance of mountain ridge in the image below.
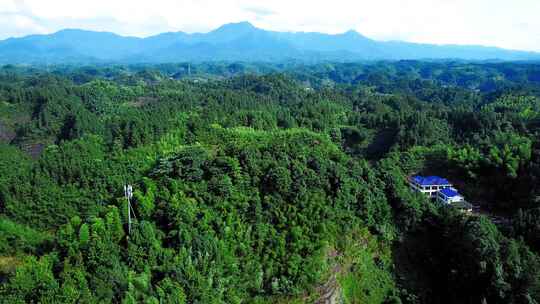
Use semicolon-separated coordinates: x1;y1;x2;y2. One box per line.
0;21;539;63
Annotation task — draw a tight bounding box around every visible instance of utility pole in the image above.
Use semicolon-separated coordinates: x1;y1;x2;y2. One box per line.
124;184;134;235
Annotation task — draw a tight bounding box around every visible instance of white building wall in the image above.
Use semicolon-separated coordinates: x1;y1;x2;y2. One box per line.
409;181;451;199
436;192;464;205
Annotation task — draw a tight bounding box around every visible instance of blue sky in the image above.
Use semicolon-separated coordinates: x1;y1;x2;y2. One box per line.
1;0;539;51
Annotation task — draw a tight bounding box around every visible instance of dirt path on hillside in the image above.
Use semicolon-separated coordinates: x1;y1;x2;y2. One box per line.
314;265;342;304
313;249;344;304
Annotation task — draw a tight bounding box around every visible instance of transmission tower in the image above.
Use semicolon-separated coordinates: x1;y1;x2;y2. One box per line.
124;184;135;235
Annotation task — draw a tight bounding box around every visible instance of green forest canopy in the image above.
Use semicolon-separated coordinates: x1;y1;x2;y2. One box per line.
0;61;539;303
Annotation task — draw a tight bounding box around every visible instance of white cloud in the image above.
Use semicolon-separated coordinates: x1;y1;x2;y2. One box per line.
0;0;538;51
0;0;17;12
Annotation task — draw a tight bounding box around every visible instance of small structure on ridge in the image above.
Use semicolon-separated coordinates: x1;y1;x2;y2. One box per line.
409;175;473;213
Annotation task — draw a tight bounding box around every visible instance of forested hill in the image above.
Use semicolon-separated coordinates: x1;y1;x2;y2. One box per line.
0;61;540;303
1;22;540;63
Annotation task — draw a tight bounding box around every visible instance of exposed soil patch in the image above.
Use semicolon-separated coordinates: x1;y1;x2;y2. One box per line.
20;142;46;159
126;96;157;108
313;249;344;304
314;264;343;304
0;256;21;277
0;121;15;143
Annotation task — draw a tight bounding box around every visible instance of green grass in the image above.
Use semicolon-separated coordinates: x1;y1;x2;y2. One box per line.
338;229;397;304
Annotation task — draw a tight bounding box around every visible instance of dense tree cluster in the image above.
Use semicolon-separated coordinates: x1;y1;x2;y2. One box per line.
0;61;540;303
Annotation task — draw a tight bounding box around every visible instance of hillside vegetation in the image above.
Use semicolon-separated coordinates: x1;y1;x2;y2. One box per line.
0;61;540;303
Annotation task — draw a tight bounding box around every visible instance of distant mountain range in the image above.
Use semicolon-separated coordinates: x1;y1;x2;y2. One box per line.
1;21;539;64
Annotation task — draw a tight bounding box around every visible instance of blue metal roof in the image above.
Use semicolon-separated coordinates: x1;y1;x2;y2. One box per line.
412;175;450;186
440;188;460;198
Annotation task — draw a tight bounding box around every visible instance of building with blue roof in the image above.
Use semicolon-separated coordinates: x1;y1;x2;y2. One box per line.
437;188;464;204
409;175;452;198
411;175;450;186
409;175;473;213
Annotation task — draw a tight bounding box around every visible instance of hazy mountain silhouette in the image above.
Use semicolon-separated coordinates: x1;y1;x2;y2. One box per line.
0;21;538;63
